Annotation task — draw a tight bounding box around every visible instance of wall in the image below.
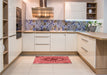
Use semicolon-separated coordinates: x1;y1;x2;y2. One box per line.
95;0;104;20
104;0;107;33
23;0;39;20
23;0;94;20
22;1;26;31
25;20;97;32
94;0;104;32
16;0;23;8
48;0;65;20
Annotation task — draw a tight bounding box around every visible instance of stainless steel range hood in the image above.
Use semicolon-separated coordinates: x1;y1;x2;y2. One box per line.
32;0;54;19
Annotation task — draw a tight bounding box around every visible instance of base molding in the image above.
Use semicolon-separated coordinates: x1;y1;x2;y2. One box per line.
79;53;107;74
78;53;96;73
21;51;78;56
96;68;107;74
0;52;22;75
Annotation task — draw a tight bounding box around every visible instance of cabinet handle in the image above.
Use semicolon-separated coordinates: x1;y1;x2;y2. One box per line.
36;43;49;45
35;36;49;38
81;38;88;42
81;47;88;52
9;34;16;37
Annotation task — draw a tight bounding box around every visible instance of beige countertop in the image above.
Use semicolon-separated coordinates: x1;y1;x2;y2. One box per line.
22;31;107;40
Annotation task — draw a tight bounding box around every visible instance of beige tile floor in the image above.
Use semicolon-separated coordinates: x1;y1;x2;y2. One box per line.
2;55;96;75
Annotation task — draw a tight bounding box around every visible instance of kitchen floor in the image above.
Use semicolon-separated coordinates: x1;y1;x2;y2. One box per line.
2;55;96;75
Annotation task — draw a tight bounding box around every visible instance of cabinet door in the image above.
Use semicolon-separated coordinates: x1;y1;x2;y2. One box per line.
66;34;77;51
8;0;16;36
22;33;35;51
0;0;3;38
0;40;3;72
8;36;17;64
16;38;22;54
51;33;66;51
65;2;86;19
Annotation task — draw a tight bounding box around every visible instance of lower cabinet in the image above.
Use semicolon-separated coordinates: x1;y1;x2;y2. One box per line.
78;35;96;68
8;36;17;64
0;40;3;73
51;33;66;51
66;33;77;51
22;33;77;52
35;33;50;51
16;38;22;54
22;33;35;51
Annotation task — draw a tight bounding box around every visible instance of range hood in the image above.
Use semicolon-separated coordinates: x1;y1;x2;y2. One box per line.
32;0;54;19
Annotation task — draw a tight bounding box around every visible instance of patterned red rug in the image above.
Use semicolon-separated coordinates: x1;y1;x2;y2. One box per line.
33;56;71;64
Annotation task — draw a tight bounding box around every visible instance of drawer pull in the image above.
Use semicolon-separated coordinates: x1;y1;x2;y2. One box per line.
35;36;49;38
81;47;88;52
81;38;88;42
36;43;49;45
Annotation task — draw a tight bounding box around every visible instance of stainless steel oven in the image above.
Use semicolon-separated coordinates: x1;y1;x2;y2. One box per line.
16;7;22;39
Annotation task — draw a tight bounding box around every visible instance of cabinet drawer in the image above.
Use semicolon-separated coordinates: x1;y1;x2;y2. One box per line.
80;46;89;55
79;35;89;45
78;34;96;68
35;33;50;37
35;45;50;51
35;37;50;44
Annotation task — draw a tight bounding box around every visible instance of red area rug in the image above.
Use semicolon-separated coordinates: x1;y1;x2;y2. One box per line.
33;56;71;64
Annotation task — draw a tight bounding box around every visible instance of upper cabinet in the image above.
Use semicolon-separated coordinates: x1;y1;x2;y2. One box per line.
65;2;86;20
87;3;97;19
8;0;16;36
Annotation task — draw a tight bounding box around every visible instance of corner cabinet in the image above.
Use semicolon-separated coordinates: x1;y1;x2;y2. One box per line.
65;2;86;19
78;34;96;68
51;33;66;51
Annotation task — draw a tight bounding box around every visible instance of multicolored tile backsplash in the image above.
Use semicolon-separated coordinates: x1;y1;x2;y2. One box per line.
25;20;90;31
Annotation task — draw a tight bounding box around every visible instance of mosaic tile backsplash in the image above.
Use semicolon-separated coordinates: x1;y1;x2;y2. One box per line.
25;20;90;31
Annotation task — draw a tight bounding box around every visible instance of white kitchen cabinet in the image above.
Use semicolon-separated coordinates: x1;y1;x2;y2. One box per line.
51;33;66;51
0;0;3;39
8;36;17;64
16;38;22;54
8;0;16;36
78;35;96;68
22;33;35;51
65;2;86;19
0;52;3;73
35;33;50;51
66;34;77;51
0;40;3;73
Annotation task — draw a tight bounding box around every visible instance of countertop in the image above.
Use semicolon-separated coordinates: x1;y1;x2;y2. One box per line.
22;31;107;40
